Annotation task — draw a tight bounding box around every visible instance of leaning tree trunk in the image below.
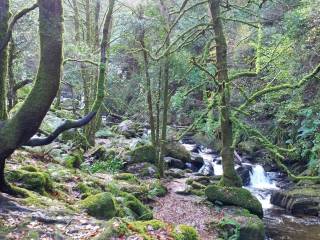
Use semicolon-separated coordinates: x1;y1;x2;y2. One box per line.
209;0;242;187
0;0;9;120
0;0;63;193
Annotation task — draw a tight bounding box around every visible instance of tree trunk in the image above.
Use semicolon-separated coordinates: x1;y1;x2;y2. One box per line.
209;0;242;187
157;0;172;178
138;9;156;147
72;0;81;42
8;40;16;110
0;0;9;120
0;0;63;192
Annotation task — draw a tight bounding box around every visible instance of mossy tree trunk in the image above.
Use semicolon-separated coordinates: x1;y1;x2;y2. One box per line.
138;8;156;147
209;0;242;187
0;0;9;120
0;0;63;193
158;0;171;178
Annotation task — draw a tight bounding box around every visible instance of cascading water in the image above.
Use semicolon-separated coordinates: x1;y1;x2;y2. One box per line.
181;141;320;240
246;164;278;209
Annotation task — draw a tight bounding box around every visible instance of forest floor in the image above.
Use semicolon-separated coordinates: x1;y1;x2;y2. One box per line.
152;178;218;239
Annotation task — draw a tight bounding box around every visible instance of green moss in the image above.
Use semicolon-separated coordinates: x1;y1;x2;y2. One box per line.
20;165;38;172
6;168;53;195
79;192;117;219
214;209;265;240
96;218;200;240
148;180;167;198
128;145;157;164
121;192;153;220
205;185;263;218
114;173;139;183
173;225;199;240
76;182;103;198
65;150;83;169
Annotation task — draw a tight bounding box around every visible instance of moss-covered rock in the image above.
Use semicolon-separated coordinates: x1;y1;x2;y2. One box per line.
173;224;199;240
6;168;53;195
213;208;265;240
95;218;200;240
65;151;83;169
120;192;153;220
165;141;191;162
271;183;320;216
128;145;157;164
205;185;263;218
114;173;139;183
79;192;117;219
238;140;258;155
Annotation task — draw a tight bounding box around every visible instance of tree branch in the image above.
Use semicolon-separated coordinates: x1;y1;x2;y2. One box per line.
0;3;38;53
23;112;96;146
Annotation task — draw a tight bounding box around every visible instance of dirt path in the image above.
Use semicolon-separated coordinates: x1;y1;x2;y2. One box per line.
151;178;219;239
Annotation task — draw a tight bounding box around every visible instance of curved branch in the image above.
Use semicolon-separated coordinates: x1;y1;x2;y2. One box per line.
0;3;38;53
13;79;32;91
24;112;96;146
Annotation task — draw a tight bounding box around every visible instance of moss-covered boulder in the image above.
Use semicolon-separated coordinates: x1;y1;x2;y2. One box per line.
213;208;265;240
173;224;200;240
238;140;258;155
128;145;157;164
271;183;320;216
95;218;199;240
165;141;191;162
118;192;153;220
205;185;263;218
6;168;53;194
113;173;139;183
79;192;117;219
65;150;83;169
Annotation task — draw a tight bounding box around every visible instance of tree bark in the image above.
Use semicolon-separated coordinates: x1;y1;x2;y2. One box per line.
0;0;63;192
0;0;9;120
209;0;242;187
138;9;156;147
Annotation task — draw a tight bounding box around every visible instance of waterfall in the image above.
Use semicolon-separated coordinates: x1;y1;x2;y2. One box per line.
249;165;278;189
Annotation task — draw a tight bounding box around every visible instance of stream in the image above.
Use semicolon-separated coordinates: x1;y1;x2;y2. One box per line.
182;142;320;240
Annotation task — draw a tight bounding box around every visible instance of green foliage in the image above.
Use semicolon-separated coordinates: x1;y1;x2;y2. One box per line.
217;217;241;240
173;225;199;240
82;157;124;174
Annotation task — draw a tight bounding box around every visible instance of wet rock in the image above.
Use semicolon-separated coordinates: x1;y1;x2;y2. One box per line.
190;153;204;169
117;120;141;138
198;162;214;176
126;162;158;178
165;141;191;162
271;184;320;216
236;164;253;186
164;157;185;169
205;185;263;218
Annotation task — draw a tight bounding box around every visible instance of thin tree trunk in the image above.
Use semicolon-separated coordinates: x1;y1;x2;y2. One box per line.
72;0;81;42
209;0;242;187
0;0;9;120
8;40;16;110
138;9;156;147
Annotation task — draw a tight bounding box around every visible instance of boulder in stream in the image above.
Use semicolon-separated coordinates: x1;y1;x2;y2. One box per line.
165;141;191;162
164;157;185;169
205;185;263;218
236;164;253;186
271;183;320;216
